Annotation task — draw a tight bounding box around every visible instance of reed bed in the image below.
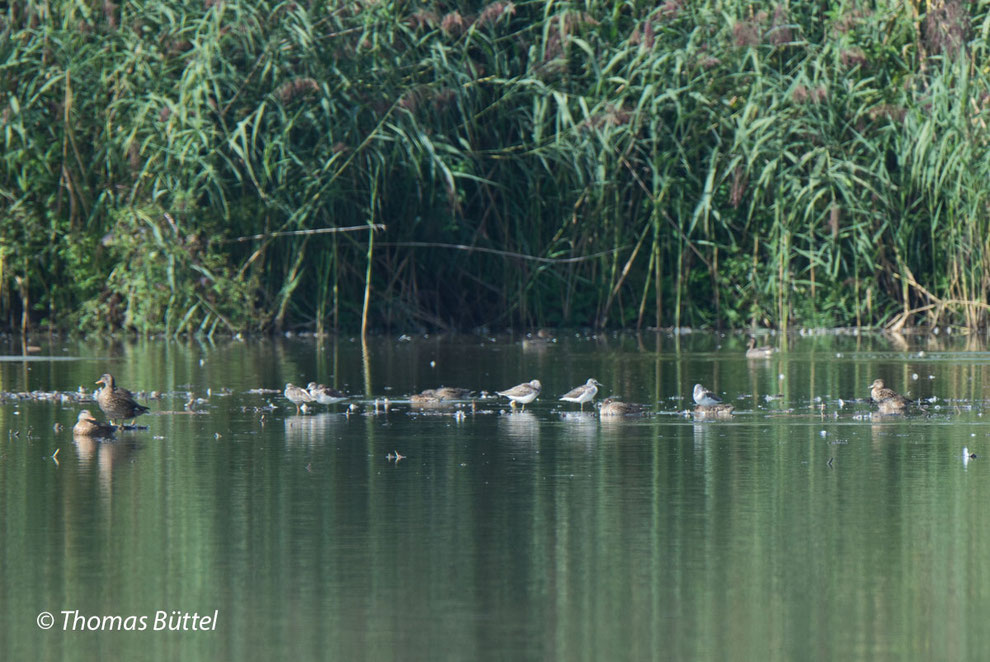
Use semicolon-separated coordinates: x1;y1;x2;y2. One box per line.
1;0;989;334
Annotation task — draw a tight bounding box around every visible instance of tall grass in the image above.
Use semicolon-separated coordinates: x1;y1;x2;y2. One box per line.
1;0;989;333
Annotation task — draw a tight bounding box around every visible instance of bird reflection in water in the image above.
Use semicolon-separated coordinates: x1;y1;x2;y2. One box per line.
284;412;340;445
497;410;539;445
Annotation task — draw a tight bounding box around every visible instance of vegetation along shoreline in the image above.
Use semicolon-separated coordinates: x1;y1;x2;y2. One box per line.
3;2;988;335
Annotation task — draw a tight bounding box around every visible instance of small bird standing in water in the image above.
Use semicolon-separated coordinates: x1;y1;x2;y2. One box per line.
306;382;350;405
559;378;601;411
692;383;734;417
692;383;723;407
284;383;315;413
497;379;541;410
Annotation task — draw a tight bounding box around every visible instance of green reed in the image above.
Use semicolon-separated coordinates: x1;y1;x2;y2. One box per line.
1;0;989;333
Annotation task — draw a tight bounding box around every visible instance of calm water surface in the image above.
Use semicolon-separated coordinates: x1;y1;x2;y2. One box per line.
2;332;990;661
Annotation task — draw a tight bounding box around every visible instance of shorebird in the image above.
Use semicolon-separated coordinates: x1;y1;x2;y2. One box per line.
869;379;911;411
284;383;315;413
745;337;777;359
497;379;541;410
95;374;150;427
306;382;350;404
72;410;115;437
559;378;601;411
599;398;645;417
692;383;723;407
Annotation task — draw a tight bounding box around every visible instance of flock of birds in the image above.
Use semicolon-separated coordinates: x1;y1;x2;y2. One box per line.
282;373;917;420
283;377;664;418
69;336;919;438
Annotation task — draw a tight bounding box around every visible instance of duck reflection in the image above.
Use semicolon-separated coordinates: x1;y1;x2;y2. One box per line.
868;410;915;449
73;434;140;492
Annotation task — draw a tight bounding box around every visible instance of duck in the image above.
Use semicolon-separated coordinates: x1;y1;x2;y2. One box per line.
72;410;116;437
693;403;735;418
869;379;911;412
559;378;601;411
497;379;541;410
410;387;474;405
306;382;350;405
599;398;645;417
432;387;473;400
745;337;777;359
284;383;315;413
95;374;150;426
410;389;443;405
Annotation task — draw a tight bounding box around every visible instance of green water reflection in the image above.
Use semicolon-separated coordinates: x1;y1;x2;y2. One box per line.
2;332;990;661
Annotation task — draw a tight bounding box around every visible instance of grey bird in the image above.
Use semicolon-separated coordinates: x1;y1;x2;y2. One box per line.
497;379;542;410
284;383;315;413
559;378;602;411
692;383;723;407
306;382;350;405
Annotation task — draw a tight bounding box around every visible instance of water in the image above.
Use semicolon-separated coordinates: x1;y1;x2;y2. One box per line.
3;331;990;661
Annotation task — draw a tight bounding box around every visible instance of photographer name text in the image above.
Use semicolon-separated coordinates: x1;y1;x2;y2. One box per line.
43;610;219;632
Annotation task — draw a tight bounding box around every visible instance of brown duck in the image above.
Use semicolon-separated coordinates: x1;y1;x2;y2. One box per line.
96;373;150;426
745;337;777;359
869;379;911;411
432;387;473;400
410;387;473;404
599;398;646;417
72;409;116;438
410;389;442;405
